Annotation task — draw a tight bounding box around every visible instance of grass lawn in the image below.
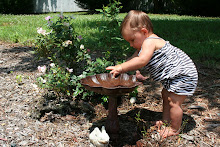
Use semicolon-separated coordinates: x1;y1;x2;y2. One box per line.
0;12;219;66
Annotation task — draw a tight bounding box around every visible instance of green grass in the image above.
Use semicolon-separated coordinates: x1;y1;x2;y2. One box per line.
0;12;219;66
150;14;220;66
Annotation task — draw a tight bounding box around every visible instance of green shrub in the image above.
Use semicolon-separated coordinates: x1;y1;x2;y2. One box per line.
96;0;123;21
95;0;132;61
34;14;113;100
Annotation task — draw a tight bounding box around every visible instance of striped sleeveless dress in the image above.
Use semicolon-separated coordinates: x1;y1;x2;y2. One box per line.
139;37;198;96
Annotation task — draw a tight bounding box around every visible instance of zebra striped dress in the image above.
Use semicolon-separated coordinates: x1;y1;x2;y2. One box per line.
139;38;198;96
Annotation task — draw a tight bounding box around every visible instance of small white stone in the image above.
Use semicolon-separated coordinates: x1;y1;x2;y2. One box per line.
180;134;194;141
18;141;29;146
130;97;136;104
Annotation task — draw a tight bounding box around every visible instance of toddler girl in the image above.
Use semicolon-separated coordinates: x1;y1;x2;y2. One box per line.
106;10;198;137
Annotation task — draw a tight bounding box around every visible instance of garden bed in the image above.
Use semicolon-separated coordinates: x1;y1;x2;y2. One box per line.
0;42;219;146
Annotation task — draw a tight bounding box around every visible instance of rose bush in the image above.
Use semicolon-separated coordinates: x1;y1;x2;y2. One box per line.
34;14;113;100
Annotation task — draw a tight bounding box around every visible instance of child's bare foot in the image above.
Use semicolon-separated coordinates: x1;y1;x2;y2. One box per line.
136;70;148;81
158;127;179;138
154;121;179;138
155;120;163;129
152;120;163;132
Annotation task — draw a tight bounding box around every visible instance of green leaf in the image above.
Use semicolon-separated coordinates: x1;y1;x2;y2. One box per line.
96;58;104;65
95;9;103;13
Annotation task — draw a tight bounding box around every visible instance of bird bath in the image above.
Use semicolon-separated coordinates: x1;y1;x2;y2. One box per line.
80;73;141;139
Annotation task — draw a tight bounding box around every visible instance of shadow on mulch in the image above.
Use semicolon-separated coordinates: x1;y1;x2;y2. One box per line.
89;108;196;147
0;46;48;74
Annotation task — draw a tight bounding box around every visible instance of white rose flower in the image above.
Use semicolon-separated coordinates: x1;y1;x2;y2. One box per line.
37;27;46;35
66;68;73;73
50;63;55;67
37;27;51;35
42;79;47;83
80;44;84;50
63;40;72;47
37;65;47;73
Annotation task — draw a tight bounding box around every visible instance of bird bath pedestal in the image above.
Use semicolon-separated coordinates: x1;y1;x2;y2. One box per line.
80;73;141;139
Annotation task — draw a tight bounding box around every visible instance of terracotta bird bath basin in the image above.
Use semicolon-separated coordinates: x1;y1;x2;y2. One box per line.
80;73;141;139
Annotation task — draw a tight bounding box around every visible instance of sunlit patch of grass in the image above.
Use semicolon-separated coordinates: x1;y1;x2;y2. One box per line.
0;13;219;66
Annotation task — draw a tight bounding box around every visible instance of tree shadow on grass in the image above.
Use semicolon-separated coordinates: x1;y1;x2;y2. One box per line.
77;17;220;63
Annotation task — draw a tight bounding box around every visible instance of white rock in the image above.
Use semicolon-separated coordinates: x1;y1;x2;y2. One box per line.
188;105;206;110
130;97;136;104
180;134;194;141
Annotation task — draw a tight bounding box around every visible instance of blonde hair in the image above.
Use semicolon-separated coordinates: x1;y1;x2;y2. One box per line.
120;10;153;35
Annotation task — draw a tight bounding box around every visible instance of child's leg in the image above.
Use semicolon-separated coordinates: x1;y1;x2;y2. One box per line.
157;88;186;137
161;88;171;122
155;88;170;130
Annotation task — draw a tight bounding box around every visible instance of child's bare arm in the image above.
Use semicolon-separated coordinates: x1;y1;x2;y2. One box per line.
106;39;156;78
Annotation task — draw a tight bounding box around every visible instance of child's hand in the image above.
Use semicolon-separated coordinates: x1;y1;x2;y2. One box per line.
106;65;123;78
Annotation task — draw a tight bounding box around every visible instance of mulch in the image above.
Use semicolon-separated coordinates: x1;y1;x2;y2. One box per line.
0;42;219;146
